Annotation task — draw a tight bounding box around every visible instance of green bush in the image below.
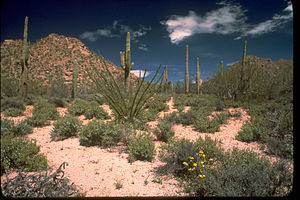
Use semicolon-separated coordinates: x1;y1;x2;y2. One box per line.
47;97;66;108
51;116;82;141
159;137;223;176
32;101;59;120
24;113;50;127
67;98;89;116
79;120;122;147
3;107;24;117
1;134;47;174
154;119;174;142
183;148;293;196
1;97;25;112
127;134;155;163
83;104;110;120
1;119;33;137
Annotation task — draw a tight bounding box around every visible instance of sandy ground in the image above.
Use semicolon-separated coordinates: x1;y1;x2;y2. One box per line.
1;97;291;196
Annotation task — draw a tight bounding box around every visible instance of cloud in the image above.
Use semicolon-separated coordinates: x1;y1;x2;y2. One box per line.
138;44;149;51
79;20;152;43
161;1;293;43
235;1;293;39
131;70;151;77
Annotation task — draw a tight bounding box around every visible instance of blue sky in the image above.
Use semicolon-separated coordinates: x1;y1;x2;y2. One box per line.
1;0;293;81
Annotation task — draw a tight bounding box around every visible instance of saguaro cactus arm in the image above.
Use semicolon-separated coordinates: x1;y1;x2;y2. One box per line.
20;16;29;97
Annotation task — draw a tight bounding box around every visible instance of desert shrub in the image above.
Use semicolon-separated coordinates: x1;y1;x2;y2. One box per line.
3;107;24;117
183;148;293;197
176;109;200;126
1;119;33;137
194;112;229;133
127;134;155;163
1;97;25;112
79;120;122;147
32;101;59;120
1;162;81;197
81;93;107;105
154;119;174;142
1;134;47;174
159;137;223;177
236;122;266;143
24;113;49;127
51;116;82;141
67;98;89;116
83;104;110;120
1;76;19;98
48;97;66;108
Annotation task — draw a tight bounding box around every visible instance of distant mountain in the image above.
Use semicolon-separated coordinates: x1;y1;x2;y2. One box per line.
0;33;136;93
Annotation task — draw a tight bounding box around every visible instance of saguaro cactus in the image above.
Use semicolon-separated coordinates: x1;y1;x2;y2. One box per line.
196;57;202;95
162;65;168;92
20;16;29;98
185;45;189;93
220;61;224;76
120;32;134;88
72;60;78;99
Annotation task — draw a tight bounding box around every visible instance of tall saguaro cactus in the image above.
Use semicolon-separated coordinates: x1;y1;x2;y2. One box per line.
196;57;202;95
120;32;134;89
72;60;78;99
163;65;168;92
185;45;189;93
20;16;29;98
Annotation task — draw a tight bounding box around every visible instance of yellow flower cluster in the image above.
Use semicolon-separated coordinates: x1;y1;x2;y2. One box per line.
182;150;214;179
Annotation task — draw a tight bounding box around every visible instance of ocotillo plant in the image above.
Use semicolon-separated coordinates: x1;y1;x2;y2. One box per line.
185;45;189;93
196;57;202;95
20;16;29;98
120;32;134;89
72;60;78;99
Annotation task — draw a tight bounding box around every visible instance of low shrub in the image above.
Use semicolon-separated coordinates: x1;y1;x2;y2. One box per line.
236;123;265;143
1;97;25;112
79;120;122;147
67;98;89;116
3;107;24;117
51;116;82;141
83;104;110;120
32;101;59;120
154;119;174;142
1;119;33;137
159;137;293;197
1;162;80;197
183;148;293;197
1;134;47;174
24;113;50;127
127;134;155;163
48;97;66;108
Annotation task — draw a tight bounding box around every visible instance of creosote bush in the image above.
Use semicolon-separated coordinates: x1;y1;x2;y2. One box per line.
127;133;155;163
159;137;293;197
79;120;122;147
154;119;174;142
51;115;82;141
1;134;47;174
3;107;24;117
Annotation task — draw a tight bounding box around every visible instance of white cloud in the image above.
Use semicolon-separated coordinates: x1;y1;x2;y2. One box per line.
79;20;152;43
161;1;293;43
138;44;149;51
131;70;151;77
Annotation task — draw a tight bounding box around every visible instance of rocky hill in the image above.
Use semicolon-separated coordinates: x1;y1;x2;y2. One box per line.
1;33;135;96
226;55;293;76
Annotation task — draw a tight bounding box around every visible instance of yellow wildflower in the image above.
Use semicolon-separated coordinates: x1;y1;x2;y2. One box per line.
188;168;192;171
200;161;204;164
202;154;206;157
199;150;204;154
209;158;213;161
183;162;188;165
189;156;194;160
193;163;197;166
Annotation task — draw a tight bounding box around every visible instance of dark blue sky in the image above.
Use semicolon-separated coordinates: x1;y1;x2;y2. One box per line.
1;0;293;81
